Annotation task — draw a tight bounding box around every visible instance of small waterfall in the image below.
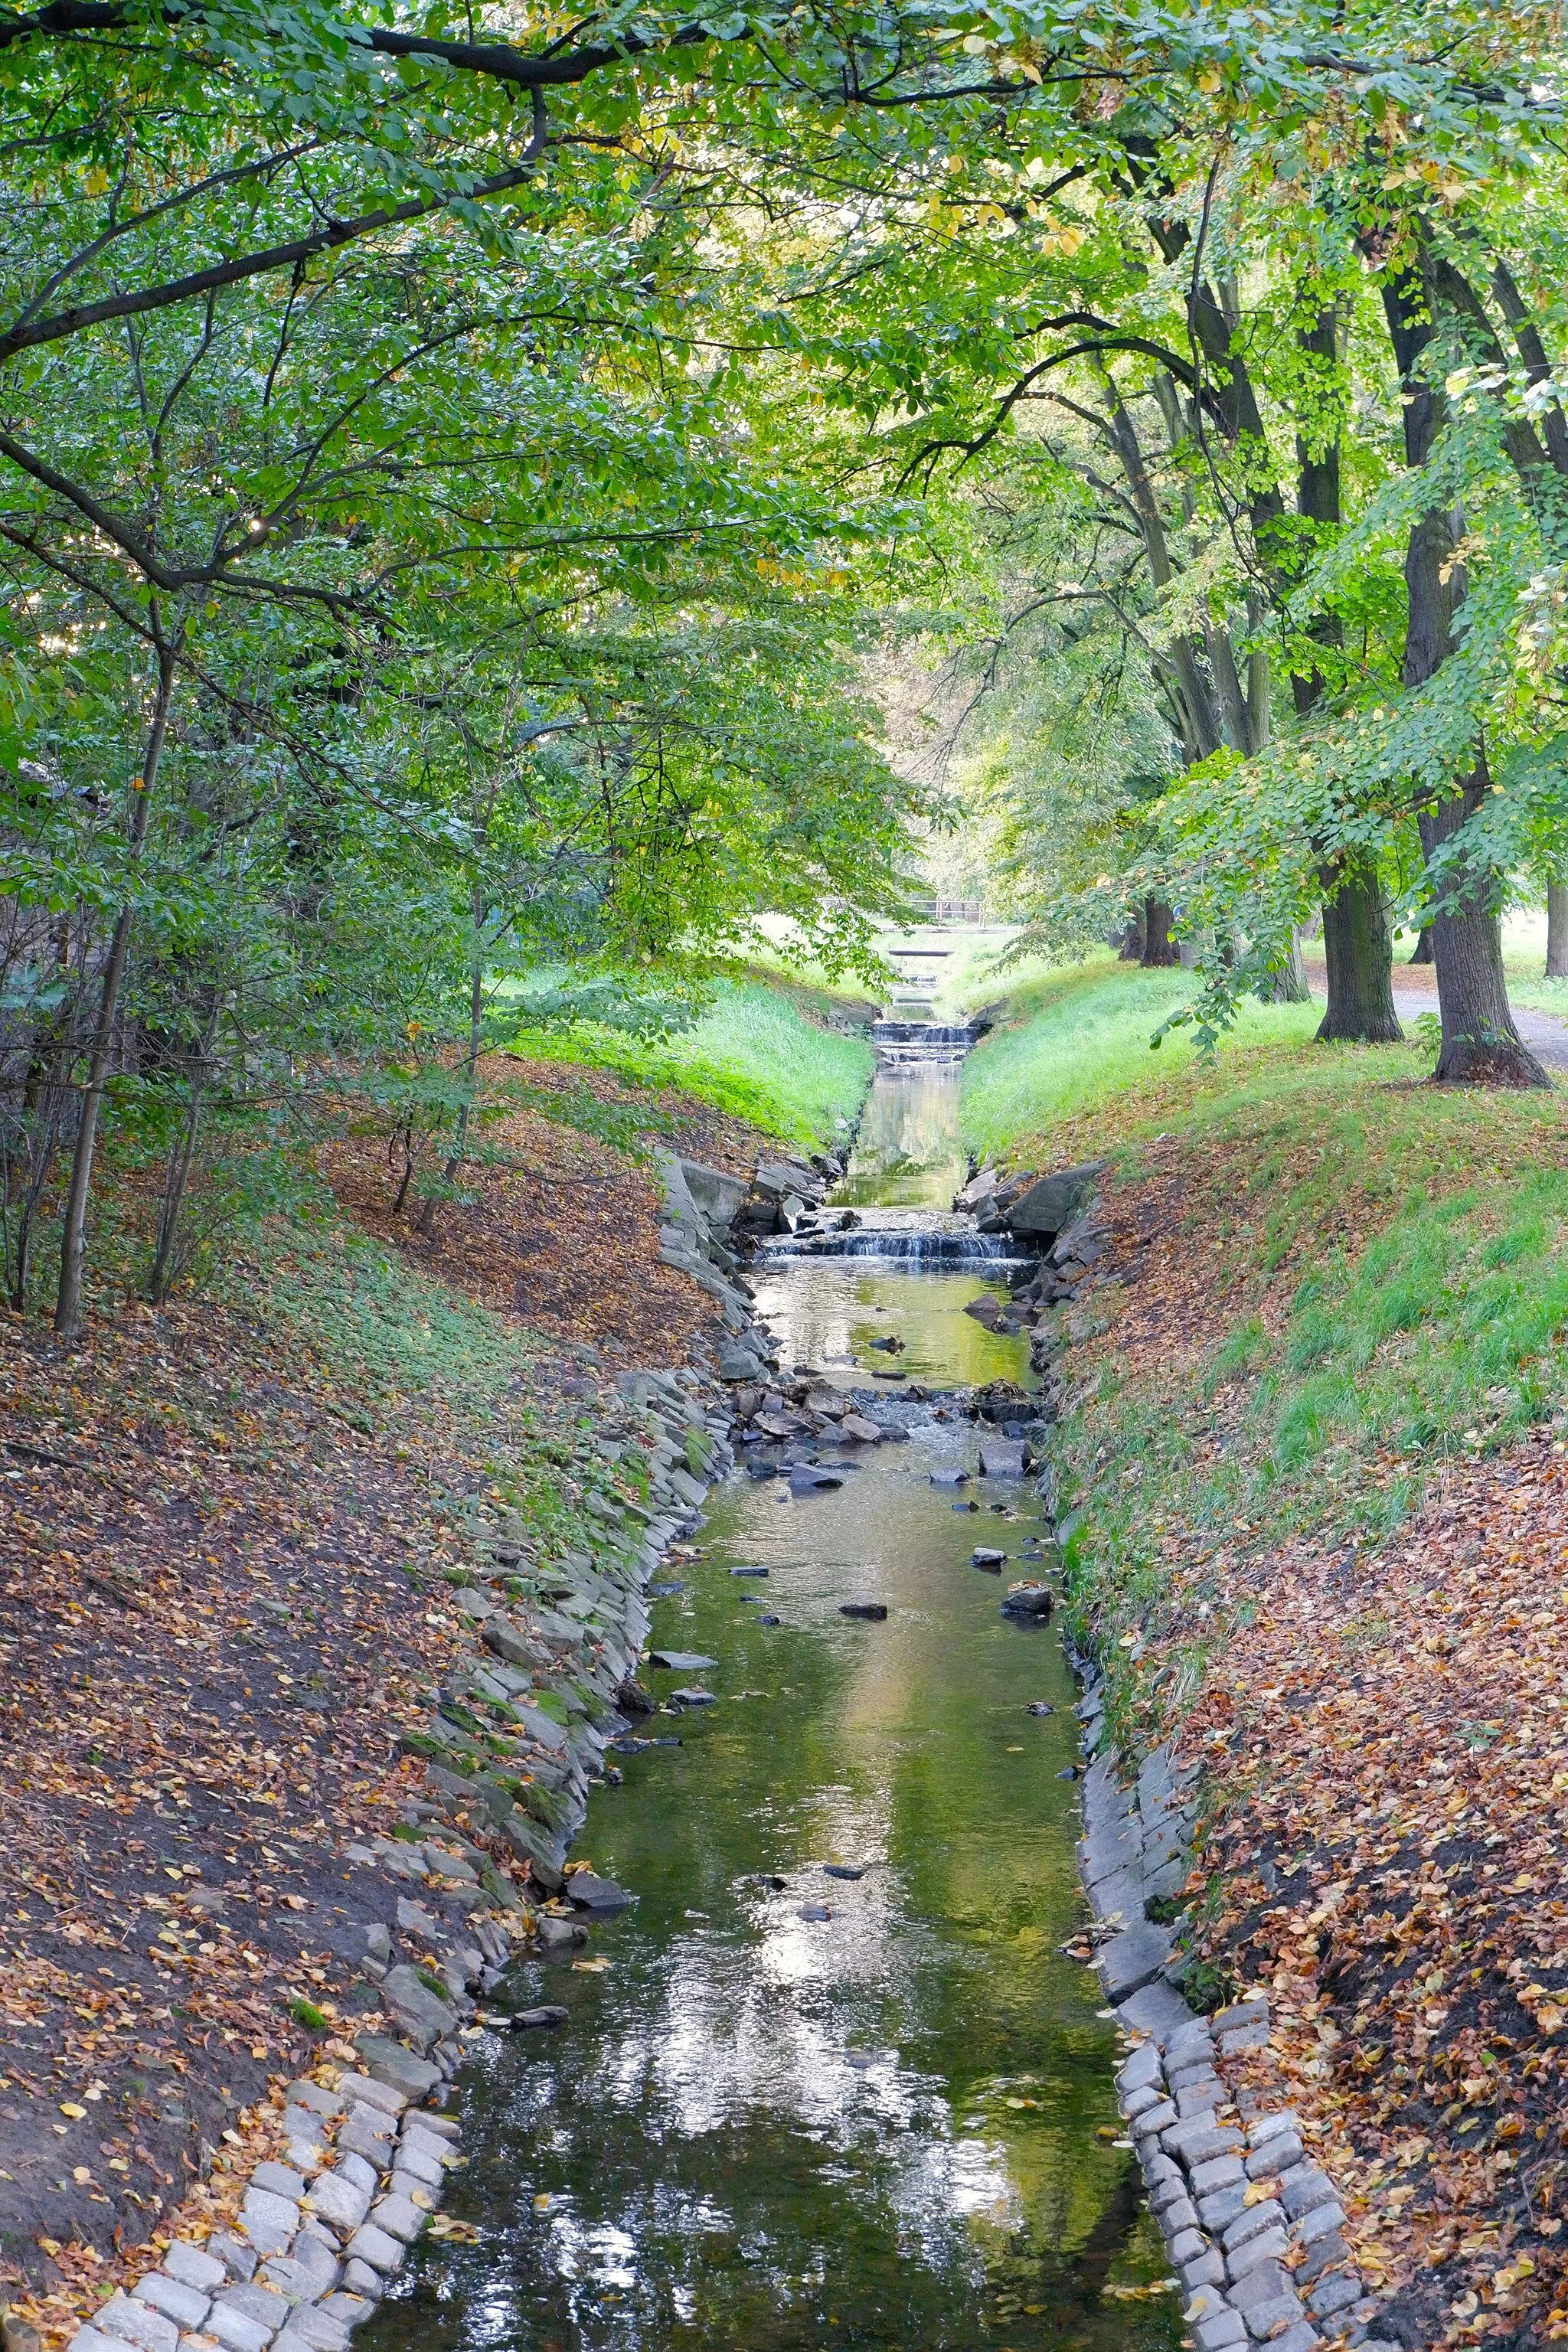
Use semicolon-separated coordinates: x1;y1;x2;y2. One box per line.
765;1227;1027;1264
870;1019;988;1070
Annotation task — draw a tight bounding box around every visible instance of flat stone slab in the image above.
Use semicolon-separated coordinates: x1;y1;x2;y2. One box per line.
1096;1922;1172;2001
647;1651;717;1671
1116;1978;1194;2040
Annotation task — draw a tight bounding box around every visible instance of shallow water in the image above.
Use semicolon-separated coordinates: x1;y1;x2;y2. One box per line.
365;1045;1179;2352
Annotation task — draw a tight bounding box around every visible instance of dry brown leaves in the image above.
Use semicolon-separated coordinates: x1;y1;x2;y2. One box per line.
1165;1436;1568;2348
319;1052;765;1363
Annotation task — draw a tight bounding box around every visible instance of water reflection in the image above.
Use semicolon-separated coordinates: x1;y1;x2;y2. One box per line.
364;1418;1179;2352
837;1064;969;1207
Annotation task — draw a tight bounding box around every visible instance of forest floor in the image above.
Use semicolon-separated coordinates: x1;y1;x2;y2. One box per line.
1027;1039;1568;2350
0;1057;769;2340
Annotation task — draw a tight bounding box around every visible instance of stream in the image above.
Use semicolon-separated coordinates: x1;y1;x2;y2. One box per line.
365;1021;1181;2352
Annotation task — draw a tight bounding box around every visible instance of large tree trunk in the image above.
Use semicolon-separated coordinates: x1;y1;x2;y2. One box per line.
1381;265;1547;1089
1547;882;1568;978
1418;766;1548;1085
1141;897;1179;967
1316;859;1403;1042
1410;927;1434;965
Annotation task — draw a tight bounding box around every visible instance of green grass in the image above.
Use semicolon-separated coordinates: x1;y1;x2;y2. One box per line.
510;976;876;1148
956;956;1324;1159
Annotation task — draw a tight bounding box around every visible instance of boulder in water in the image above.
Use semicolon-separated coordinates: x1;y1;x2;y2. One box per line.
838;1413;884;1442
929;1468;969;1487
963;1294;1002;1327
971;1546;1008;1569
979;1436;1027;1478
1002;1582;1054;1620
839;1602;887;1621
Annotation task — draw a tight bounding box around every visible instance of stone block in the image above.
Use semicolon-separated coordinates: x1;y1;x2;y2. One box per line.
90;2298;178;2352
1168;2230;1208;2266
337;2118;394;2167
1277;2158;1323;2211
285;2082;344;2120
1168;2122;1245;2166
1267;2328;1318;2352
1295;2230;1347;2286
258;2238;341;2303
1219;2025;1269;2057
1132;2098;1178;2140
239;2188;299;2259
344;2226;404;2277
1223;2201;1284;2251
203;2308;270;2352
252;2164;309;2203
1140;2148;1181;2190
1241;2295;1302;2342
1246;2111;1301;2150
1116;1980;1195;2039
336;2153;379;2197
1308;2272;1361;2319
306;2173;372;2236
368;2196;424;2246
205;2241;256;2285
338;2265;381;2301
1096;1922;1173;2002
1227;2229;1289;2282
1117;2042;1164;2098
1296;2200;1345;2247
351;2037;440;2103
1212;1998;1269;2036
1231;2262;1291;2313
1193;2315;1246;2352
1197;2184;1249;2233
272;2311;350;2352
1246;2138;1299;2180
67;2333;124;2352
214;2288;288;2335
132;2280;210;2334
163;2250;227;2298
1191;2155;1246;2198
1181;2250;1227;2294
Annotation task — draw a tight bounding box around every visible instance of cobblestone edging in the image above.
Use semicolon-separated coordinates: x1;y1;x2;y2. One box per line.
1070;1667;1400;2352
54;1361;736;2352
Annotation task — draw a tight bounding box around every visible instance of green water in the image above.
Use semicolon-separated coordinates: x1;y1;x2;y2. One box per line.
835;1063;969;1207
365;1064;1180;2352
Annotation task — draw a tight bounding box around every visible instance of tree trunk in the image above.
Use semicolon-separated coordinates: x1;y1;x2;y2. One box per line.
1263;927;1310;1004
1547;882;1568;978
1380;260;1545;1088
1141;898;1179;967
1418;768;1548;1085
1316;859;1403;1042
1117;906;1145;962
1410;927;1434;965
54;646;177;1339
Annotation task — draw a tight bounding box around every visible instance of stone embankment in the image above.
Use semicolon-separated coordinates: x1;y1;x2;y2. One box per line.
1021;1161;1403;2352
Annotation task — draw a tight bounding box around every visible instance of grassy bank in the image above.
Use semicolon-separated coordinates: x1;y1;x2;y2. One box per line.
509;974;875;1148
956;956;1322;1161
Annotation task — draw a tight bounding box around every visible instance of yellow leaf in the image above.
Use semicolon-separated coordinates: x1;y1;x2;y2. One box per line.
59;2102;86;2120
